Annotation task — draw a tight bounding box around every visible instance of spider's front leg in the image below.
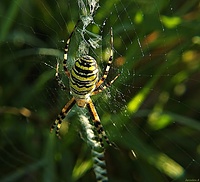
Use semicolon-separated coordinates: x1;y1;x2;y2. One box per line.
87;98;112;147
50;97;76;138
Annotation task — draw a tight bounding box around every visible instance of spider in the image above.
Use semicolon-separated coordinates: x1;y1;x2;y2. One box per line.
50;21;119;147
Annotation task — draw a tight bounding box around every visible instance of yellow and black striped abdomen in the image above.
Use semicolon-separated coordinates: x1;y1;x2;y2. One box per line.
70;55;99;97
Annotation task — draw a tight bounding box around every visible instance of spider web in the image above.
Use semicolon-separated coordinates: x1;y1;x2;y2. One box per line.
0;0;200;181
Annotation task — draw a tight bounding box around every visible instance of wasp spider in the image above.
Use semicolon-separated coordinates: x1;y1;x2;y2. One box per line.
50;22;119;147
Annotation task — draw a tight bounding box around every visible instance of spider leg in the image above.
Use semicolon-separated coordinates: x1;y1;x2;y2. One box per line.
50;97;76;138
92;74;120;95
87;98;112;147
55;60;67;90
96;27;114;89
63;20;80;77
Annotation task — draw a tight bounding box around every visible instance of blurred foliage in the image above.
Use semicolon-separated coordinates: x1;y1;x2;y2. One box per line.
0;0;200;182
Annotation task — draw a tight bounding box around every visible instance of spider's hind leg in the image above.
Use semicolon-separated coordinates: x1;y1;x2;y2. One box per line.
63;20;80;78
95;27;114;89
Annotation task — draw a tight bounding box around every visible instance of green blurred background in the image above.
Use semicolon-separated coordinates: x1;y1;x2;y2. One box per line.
0;0;200;181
